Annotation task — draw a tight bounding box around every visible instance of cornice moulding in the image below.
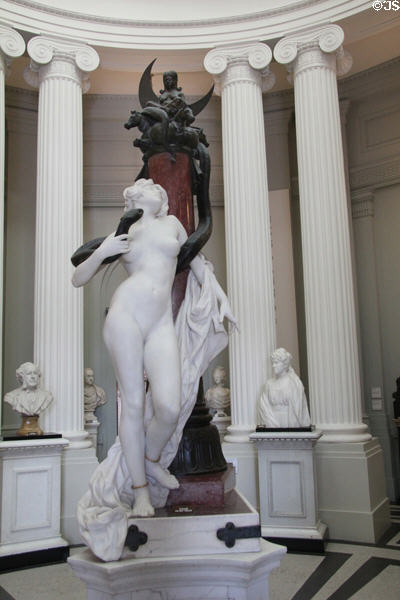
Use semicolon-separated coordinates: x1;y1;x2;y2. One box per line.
0;1;372;50
5;85;38;110
339;57;400;99
350;158;400;190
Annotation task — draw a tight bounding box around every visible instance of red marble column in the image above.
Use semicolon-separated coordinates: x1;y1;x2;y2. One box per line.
148;152;194;319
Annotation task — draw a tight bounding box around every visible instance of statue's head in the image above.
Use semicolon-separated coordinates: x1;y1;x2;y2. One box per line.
213;366;227;386
163;70;178;91
16;362;40;390
270;348;292;377
84;368;94;386
123;179;168;218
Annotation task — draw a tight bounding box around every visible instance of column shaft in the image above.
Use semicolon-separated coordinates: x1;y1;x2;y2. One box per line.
205;44;276;441
25;38;99;446
0;27;25;420
275;26;370;441
35;67;84;438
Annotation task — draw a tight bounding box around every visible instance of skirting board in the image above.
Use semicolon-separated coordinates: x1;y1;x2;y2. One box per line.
0;546;69;572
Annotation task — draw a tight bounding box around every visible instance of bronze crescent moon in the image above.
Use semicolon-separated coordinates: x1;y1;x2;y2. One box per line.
138;59;214;116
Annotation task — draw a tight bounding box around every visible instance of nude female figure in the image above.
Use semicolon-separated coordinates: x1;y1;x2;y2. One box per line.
72;178;232;517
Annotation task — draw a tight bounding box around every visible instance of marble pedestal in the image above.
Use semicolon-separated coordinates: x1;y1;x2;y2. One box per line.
250;431;326;552
122;488;261;560
86;419;99;451
69;538;286;600
0;438;69;569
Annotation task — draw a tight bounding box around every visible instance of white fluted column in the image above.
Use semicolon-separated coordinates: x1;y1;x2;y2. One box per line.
24;37;99;447
275;26;370;442
0;27;25;421
204;44;276;443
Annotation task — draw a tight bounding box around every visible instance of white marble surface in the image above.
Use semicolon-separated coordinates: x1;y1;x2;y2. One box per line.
274;26;368;443
4;362;53;416
69;538;286;600
122;489;261;560
0;438;68;555
205;365;230;417
84;367;107;424
258;348;310;428
204;43;277;443
251;431;325;540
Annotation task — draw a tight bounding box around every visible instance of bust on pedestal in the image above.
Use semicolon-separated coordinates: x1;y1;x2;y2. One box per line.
251;349;326;552
258;348;310;430
4;362;53;436
205;366;231;439
1;362;68;568
84;368;107;451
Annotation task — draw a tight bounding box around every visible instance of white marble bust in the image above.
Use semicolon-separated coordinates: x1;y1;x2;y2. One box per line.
258;348;311;428
84;368;107;423
205;366;230;417
4;362;53;416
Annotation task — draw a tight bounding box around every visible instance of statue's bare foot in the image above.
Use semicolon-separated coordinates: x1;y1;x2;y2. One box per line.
131;486;155;517
145;459;179;490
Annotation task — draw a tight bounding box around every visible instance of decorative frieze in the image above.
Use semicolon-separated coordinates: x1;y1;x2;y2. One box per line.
350;158;400;191
351;189;375;220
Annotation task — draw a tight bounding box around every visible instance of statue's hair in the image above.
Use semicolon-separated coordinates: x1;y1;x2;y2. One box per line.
123;179;169;218
271;347;292;367
213;365;226;378
16;362;40;388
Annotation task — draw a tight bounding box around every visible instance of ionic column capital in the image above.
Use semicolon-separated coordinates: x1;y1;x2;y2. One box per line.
24;36;99;92
204;43;275;94
274;25;352;79
0;25;25;75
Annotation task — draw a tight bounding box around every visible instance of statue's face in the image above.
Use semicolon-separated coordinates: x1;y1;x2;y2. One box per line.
214;368;226;385
127;181;163;216
85;369;94;385
271;358;288;377
23;365;39;389
163;71;177;90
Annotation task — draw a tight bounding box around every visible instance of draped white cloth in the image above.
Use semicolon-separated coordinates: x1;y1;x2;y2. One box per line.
77;258;233;561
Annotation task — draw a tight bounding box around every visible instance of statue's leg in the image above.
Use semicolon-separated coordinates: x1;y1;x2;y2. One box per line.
143;321;180;490
103;308;155;517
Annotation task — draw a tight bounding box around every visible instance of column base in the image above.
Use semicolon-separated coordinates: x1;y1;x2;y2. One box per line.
69;539;286;600
61;446;98;544
61;430;93;449
222;441;259;509
317;422;372;443
315;437;391;543
224;424;254;443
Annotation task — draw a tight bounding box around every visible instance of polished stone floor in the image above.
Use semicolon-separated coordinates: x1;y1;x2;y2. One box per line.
0;505;398;600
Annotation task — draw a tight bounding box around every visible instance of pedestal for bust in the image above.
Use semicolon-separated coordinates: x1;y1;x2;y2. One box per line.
0;438;69;569
250;431;327;552
69;539;286;600
85;419;99;451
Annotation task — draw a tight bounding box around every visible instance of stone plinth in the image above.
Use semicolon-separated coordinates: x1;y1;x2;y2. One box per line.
122;489;260;560
250;431;326;552
85;419;100;452
166;463;235;507
0;438;69;568
69;539;286;600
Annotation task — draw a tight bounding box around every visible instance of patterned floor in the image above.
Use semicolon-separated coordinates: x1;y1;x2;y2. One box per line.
0;506;398;599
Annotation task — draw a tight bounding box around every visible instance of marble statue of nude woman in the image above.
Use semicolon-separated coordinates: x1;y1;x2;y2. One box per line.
72;178;235;521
